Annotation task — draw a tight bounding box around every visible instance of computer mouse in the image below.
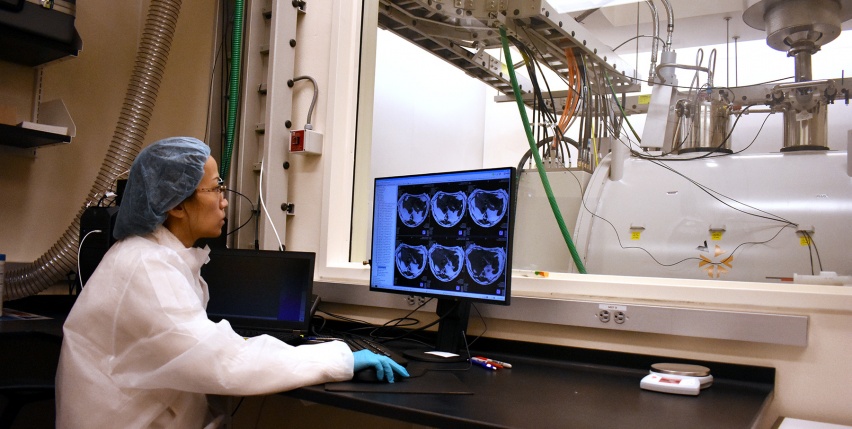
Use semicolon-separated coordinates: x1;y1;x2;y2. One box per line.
352;367;414;383
352;367;382;383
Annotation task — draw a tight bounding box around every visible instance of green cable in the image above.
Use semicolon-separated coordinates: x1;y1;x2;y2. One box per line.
499;27;586;274
221;0;244;181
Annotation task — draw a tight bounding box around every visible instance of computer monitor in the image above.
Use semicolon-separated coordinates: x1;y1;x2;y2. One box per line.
201;249;316;331
369;167;515;361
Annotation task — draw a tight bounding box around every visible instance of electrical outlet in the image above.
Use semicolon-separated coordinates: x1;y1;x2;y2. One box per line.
598;304;627;324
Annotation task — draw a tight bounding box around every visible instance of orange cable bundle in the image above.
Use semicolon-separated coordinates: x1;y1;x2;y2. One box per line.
553;49;581;152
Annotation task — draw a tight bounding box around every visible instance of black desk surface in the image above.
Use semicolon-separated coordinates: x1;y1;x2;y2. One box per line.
0;295;69;336
290;338;774;429
2;296;774;429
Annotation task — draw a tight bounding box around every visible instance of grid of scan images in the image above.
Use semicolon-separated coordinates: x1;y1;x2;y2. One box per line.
393;176;511;299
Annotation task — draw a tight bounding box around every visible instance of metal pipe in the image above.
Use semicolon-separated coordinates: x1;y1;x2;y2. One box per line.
740;108;773;114
654;62;711;84
658;0;674;51
773;79;836;92
646;0;660;85
793;50;813;83
5;0;183;300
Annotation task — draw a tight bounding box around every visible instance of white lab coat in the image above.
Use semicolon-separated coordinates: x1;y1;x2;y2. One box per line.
56;226;353;428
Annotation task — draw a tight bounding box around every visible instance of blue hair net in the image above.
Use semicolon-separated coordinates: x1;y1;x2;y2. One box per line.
113;137;212;240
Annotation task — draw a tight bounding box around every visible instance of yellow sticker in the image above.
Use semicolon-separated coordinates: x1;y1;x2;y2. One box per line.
710;231;723;241
638;94;651;105
630;231;641;240
800;236;811;246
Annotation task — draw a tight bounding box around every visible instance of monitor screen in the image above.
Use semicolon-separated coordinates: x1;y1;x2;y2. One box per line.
202;249;315;326
370;167;515;305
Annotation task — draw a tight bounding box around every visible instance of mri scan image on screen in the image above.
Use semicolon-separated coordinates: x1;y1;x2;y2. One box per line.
394;243;428;279
468;189;509;228
430;191;466;227
427;244;465;282
393;180;508;294
370;167;515;305
397;193;430;227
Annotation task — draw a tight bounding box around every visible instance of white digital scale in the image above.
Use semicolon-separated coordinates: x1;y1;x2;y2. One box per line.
640;363;713;396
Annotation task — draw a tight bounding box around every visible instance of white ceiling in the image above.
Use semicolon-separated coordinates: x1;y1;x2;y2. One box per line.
572;0;852;53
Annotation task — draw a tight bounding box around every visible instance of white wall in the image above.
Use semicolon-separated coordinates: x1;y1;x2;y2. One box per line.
370;30;488;178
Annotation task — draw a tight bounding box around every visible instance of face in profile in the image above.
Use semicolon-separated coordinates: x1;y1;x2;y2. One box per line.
183;156;228;241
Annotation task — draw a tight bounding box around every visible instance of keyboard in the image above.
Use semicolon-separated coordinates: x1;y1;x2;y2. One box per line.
342;335;409;367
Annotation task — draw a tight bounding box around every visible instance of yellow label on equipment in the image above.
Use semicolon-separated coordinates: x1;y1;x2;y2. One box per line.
711;231;723;241
800;236;811;246
638;94;651;105
631;231;642;240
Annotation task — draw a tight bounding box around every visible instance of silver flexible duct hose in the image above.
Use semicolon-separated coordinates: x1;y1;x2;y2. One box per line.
5;0;182;300
645;0;660;85
658;0;674;51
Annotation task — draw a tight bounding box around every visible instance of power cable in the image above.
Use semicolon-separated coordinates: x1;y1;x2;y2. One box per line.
223;188;256;236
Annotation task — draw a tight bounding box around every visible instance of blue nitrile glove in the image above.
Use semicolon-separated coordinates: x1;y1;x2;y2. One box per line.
352;350;409;383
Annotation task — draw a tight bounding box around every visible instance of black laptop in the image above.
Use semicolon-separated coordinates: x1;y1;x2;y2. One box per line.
201;248;317;345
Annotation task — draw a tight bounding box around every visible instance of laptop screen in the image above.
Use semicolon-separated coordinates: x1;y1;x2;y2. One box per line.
201;248;316;332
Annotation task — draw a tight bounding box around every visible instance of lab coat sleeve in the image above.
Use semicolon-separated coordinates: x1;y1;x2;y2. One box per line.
106;254;354;396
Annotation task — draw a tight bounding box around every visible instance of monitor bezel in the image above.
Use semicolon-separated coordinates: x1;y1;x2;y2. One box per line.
202;248;317;330
368;166;516;307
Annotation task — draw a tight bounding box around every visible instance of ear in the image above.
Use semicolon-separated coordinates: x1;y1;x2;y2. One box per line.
166;202;188;220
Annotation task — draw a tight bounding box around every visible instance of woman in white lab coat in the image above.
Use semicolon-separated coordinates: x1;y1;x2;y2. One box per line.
55;137;406;428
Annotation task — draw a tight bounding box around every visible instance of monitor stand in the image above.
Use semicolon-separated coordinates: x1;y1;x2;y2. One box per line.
403;299;470;363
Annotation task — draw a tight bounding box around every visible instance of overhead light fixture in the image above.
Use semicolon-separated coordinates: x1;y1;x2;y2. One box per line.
549;0;643;14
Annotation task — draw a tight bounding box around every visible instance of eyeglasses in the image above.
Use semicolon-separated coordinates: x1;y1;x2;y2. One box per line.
197;182;227;198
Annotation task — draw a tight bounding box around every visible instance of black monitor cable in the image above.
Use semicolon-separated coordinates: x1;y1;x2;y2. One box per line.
316;300;488;362
387;301;488;365
223;188;255;236
465;303;488;349
368;297;432;340
230;396;246;420
316;309;373;328
312;309;429;346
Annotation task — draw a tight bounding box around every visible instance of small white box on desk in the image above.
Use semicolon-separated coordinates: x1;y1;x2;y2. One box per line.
640;373;701;396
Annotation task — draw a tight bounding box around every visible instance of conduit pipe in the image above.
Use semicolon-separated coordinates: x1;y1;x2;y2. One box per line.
645;0;660;85
658;0;674;51
220;0;243;181
5;0;183;300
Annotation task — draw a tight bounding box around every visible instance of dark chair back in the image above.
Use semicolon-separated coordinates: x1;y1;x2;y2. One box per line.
0;331;62;429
